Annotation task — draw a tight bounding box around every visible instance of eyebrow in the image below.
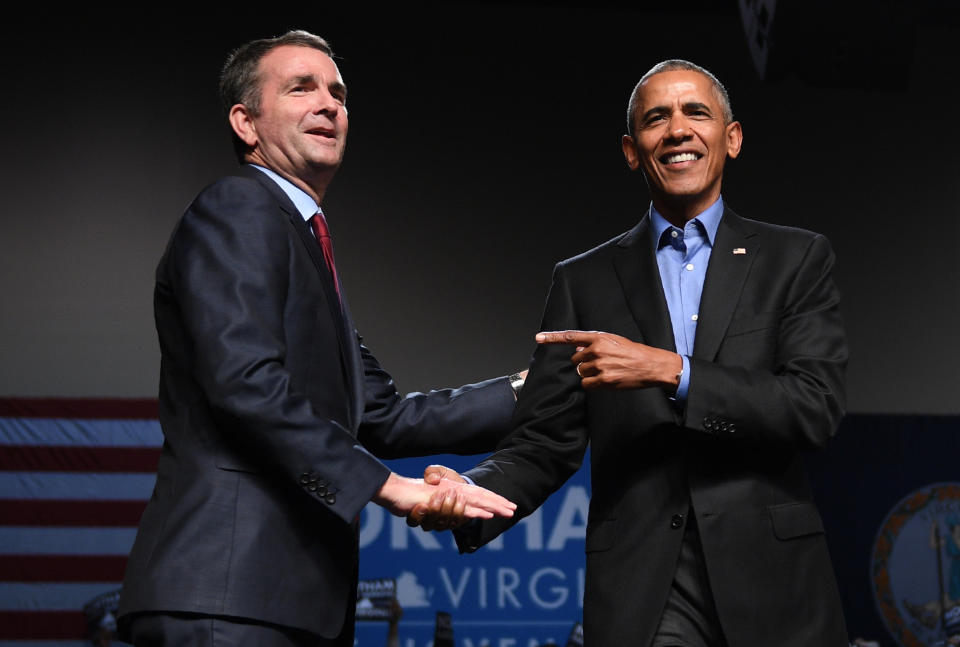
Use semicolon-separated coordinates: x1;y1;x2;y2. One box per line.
682;102;713;115
284;74;348;98
285;74;316;89
639;101;715;123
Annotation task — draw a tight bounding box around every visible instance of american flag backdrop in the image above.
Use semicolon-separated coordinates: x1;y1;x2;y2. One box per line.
0;399;161;646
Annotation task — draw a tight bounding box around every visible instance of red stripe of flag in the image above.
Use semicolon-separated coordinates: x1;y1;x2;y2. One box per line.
0;555;128;582
0;398;158;419
0;610;87;639
0;445;162;472
0;500;147;526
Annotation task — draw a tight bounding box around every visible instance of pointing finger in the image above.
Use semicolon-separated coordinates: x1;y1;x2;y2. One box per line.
535;330;602;346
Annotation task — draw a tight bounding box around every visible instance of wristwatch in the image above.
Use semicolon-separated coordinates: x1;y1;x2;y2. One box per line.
508;372;525;397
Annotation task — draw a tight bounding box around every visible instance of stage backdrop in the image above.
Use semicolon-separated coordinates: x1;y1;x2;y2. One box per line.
1;400;958;647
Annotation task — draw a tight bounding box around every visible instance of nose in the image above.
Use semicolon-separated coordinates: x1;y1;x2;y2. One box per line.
312;88;340;116
664;113;693;143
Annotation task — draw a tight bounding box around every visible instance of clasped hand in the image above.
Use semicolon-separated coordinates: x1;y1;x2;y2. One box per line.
405;465;472;530
374;471;514;527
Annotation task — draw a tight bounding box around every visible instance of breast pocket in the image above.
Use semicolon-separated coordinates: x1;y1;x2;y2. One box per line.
725;311;779;338
716;311;780;368
768;501;825;540
215;456;261;474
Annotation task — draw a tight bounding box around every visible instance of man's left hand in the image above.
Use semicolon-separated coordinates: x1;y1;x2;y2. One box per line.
407;465;469;531
536;330;681;391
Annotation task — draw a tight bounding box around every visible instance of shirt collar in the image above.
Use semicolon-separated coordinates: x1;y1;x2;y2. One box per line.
649;196;725;250
248;164;321;222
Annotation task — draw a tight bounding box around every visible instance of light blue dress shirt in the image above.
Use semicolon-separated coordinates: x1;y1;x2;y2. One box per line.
649;196;725;404
249;164;321;224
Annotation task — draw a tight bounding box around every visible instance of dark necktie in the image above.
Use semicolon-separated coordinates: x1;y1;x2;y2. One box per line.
309;211;341;298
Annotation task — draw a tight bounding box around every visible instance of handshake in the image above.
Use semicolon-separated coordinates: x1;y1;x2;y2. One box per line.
373;466;503;530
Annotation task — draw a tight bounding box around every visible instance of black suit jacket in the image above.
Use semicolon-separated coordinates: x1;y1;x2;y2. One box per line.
458;208;849;647
118;166;515;638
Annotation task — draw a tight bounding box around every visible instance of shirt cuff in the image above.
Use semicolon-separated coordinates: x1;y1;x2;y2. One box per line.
675;355;691;403
461;474;476;486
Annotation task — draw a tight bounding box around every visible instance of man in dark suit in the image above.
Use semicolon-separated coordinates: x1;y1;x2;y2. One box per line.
117;30;521;646
411;60;849;646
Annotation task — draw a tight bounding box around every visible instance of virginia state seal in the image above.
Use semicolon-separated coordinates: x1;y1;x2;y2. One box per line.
872;482;960;647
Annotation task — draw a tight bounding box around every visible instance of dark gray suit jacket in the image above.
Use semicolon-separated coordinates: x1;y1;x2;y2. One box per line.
458;208;849;647
118;166;515;638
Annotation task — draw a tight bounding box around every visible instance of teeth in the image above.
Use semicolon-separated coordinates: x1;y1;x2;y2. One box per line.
665;152;698;164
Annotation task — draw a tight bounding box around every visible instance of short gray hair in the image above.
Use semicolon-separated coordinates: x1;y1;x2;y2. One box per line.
626;59;733;136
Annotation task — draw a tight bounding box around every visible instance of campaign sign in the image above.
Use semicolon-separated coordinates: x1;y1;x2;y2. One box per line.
356;452;591;647
357;578;396;622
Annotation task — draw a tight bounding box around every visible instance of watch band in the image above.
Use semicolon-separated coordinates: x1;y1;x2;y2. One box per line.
508;372;525;396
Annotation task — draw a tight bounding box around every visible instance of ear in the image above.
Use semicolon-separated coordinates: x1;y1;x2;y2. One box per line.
725;120;743;160
228;104;259;148
621;135;641;171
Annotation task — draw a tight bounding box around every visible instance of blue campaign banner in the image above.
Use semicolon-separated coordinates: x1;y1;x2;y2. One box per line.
357;451;591;647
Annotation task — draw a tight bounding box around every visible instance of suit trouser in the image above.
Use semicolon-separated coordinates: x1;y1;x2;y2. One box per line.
123;612;351;647
651;511;729;647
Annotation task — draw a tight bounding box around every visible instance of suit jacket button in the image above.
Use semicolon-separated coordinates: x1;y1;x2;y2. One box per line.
728;423;736;433
307;484;318;492
318;486;328;496
720;421;729;432
670;513;684;529
325;493;336;505
299;474;311;484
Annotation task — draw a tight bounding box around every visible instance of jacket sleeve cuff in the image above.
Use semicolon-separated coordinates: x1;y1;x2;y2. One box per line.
675;355;691;402
296;445;392;524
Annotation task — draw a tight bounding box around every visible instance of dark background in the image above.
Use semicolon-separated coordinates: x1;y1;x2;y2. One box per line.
1;1;957;409
1;3;958;644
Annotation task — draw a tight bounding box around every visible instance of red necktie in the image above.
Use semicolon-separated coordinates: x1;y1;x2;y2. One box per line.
309;211;341;298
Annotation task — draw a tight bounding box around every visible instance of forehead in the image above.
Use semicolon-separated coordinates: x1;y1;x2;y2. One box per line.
636;70;720;110
258;45;342;83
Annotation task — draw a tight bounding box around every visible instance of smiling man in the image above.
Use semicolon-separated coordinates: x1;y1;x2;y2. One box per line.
116;30;523;647
411;60;849;647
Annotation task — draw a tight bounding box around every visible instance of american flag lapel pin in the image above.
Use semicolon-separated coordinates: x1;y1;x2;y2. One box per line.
732;247;747;255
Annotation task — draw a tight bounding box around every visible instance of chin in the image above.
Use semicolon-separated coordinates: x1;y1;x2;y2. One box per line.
307;152;344;169
667;181;710;197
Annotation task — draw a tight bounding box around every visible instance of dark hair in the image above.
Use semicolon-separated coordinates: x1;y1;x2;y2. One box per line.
219;30;333;162
626;59;733;137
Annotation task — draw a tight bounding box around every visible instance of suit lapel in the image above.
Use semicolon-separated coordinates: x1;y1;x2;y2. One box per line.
612;212;676;352
340;300;365;431
240;166;362;431
693;208;759;362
